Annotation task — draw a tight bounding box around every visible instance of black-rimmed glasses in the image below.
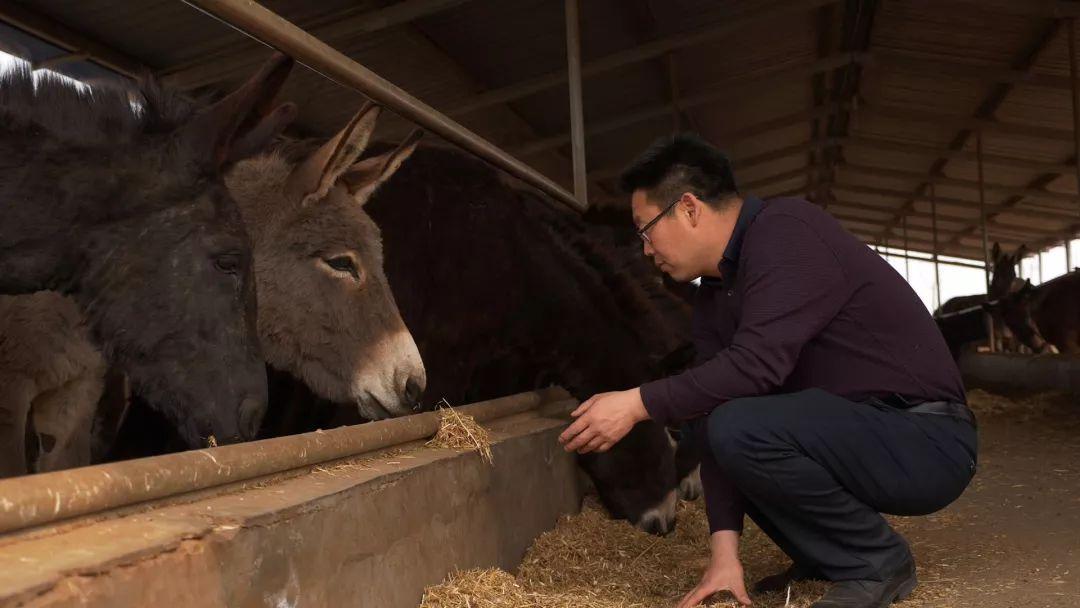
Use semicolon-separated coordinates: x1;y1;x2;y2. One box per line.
636;197;681;245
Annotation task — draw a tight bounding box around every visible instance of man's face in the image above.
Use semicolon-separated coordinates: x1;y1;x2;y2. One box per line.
631;190;696;282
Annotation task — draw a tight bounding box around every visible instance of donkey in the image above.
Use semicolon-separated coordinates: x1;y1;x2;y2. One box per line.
1002;272;1080;354
357;141;696;534
935;243;1038;354
104;103;429;461
0;53;296;451
226;102;426;421
0;292;105;477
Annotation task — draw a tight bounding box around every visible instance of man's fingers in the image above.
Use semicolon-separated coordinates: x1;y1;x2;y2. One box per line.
675;585;708;608
578;435;607;454
732;584;752;606
563;427;597;452
570;398;594;418
558;416;589;444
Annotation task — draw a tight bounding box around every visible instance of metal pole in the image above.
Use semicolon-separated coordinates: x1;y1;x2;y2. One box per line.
181;0;587;213
931;182;942;310
1069;18;1080;270
564;0;588;205
976;130;995;351
977;130;991;293
1039;251;1044;283
902;214;910;282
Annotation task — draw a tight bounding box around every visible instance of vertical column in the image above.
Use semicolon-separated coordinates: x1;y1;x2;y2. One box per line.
976;130;995;352
1069;18;1080;270
977;130;991;293
902;214;910;282
930;183;942;311
565;0;588;206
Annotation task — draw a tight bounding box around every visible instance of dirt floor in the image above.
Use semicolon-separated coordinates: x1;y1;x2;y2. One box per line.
421;387;1080;608
889;387;1080;608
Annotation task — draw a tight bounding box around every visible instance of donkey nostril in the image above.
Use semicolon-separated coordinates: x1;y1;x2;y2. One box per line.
403;376;424;406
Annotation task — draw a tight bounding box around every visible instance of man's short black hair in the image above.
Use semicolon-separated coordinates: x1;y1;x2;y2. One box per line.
618;133;738;208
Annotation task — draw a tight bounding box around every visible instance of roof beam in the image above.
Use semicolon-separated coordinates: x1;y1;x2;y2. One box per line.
872;19;1065;249
511;54;863;157
447;0;839;117
840;162;1079;204
830;201;1064;238
832;182;1077;223
162;0;475;89
846;135;1075;174
0;0;147;77
588;104;849;182
861;103;1074;144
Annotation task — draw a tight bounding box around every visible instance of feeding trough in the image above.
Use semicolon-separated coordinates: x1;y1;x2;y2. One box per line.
0;388;583;608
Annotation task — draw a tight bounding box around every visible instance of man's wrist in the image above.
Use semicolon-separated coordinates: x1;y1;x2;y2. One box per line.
709;529;741;566
633;387;651;422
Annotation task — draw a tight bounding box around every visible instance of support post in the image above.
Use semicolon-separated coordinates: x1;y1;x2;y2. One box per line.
1069;18;1080;270
977;129;995;352
902;214;910;282
565;0;588;206
931;182;942;310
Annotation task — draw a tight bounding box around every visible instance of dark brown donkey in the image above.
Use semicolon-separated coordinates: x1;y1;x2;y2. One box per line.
0;55;296;455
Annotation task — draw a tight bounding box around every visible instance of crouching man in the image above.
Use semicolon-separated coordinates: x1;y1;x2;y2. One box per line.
559;134;977;608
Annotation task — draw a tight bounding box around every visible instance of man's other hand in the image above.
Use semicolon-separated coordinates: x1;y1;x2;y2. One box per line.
557;388;650;453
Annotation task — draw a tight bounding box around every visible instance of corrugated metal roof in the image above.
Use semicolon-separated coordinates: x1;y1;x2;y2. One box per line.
3;0;1080;260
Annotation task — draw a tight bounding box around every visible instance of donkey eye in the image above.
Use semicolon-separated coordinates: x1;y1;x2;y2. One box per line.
324;255;362;281
214;252;241;275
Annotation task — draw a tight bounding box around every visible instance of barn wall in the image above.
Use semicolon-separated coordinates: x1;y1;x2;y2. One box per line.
961;352;1080;396
0;413;582;608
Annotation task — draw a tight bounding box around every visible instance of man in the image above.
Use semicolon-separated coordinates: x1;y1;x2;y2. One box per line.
558;134;977;608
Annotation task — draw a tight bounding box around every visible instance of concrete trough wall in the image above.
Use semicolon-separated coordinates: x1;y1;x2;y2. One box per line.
960;352;1080;395
0;391;583;608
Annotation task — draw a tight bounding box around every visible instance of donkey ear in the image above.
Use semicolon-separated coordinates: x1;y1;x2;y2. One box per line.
991;242;1002;261
179;52;293;172
342;129;424;206
286;102;381;205
1015;244;1029;262
227;102;298;164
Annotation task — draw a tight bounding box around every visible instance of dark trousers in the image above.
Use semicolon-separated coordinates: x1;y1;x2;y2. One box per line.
701;388;978;581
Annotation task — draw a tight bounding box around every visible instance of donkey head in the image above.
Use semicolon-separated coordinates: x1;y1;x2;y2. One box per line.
989;242;1027;299
995;279;1058;354
228;103;426;420
76;55;297;446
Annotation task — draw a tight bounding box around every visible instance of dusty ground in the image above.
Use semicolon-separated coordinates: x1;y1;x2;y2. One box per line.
889;388;1080;608
422;387;1080;608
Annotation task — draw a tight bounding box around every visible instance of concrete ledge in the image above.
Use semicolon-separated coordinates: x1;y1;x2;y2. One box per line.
960;352;1080;395
0;412;583;608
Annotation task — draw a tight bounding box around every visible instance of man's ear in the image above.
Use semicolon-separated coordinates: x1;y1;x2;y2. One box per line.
684;193;701;226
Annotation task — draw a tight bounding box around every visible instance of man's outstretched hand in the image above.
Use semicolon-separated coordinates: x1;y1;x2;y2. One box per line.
676;560;752;608
557;388;651;453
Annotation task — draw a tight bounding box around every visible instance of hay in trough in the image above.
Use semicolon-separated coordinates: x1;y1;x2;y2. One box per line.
426;401;494;465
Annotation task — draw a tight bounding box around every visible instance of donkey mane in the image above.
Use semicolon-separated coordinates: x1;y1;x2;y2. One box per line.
0;62;194;146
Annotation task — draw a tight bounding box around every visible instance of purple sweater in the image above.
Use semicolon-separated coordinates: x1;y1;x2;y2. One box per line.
640;196;965;531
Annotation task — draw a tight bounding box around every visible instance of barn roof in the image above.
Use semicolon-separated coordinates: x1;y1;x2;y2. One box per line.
3;0;1079;261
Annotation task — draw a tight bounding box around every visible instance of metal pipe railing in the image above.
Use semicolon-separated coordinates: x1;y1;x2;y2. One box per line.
0;388;572;536
182;0;587;213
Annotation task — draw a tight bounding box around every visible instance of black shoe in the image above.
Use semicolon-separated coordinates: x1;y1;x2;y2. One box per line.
752;562;825;594
810;557;917;608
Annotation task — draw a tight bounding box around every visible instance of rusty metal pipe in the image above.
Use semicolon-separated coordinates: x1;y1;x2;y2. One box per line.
181;0;586;213
0;388;568;535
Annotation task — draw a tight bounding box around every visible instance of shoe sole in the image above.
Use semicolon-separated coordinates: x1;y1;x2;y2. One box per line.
886;574;918;606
